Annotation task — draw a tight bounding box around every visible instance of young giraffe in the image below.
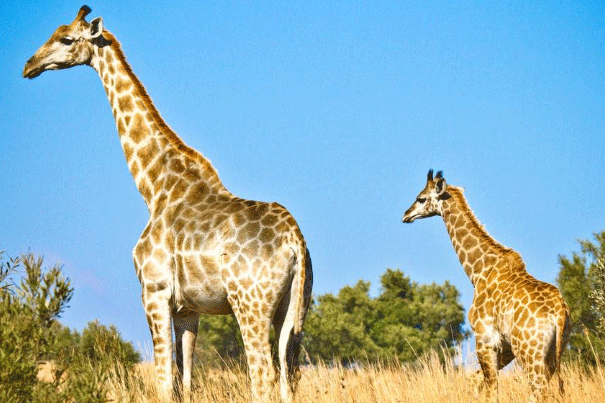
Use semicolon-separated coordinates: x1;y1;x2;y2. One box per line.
23;6;313;403
402;170;571;402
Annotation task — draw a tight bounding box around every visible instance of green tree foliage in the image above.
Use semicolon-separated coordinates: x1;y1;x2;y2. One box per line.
195;314;245;367
192;268;468;367
0;252;74;402
304;269;469;365
78;320;141;365
0;251;140;403
556;230;605;364
592;258;605;334
48;320;140;366
56;319;141;401
305;280;382;364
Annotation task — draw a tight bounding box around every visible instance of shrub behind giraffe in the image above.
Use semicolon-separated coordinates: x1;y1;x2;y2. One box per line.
556;230;605;365
0;251;73;402
190;268;468;367
303;268;469;365
0;251;139;402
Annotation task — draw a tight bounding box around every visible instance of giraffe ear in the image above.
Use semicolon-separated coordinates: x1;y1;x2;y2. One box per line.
435;178;451;200
88;17;104;39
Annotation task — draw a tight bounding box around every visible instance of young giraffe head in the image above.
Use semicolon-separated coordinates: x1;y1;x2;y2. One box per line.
23;6;105;79
402;169;453;223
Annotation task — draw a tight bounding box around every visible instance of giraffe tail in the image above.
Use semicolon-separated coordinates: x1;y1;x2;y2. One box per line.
276;245;312;403
556;308;571;363
292;246;312;334
554;304;572;394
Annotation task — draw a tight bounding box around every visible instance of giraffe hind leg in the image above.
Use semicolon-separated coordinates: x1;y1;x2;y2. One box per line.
527;327;562;402
243;320;275;402
229;293;276;402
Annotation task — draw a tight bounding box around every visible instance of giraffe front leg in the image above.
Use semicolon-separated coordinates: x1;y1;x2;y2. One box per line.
173;313;199;402
472;339;514;400
142;281;174;401
475;338;500;403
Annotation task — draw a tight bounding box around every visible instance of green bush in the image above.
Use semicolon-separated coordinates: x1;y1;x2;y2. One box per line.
191;268;469;367
0;252;73;402
556;231;605;365
0;251;139;402
304;269;469;365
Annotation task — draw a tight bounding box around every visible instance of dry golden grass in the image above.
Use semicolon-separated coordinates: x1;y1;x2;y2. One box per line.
103;350;605;403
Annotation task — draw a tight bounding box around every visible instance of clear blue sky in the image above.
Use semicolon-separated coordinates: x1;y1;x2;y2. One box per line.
1;1;604;352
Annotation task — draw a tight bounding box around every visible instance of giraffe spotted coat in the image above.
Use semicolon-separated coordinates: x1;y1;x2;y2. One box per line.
23;6;313;403
403;170;571;403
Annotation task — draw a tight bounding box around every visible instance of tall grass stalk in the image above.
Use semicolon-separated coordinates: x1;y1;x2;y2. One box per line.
100;348;605;403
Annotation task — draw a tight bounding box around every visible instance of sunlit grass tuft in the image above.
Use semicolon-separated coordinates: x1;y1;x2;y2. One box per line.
101;348;605;402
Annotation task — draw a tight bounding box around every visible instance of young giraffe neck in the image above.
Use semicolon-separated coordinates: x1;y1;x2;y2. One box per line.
89;31;230;211
439;187;525;289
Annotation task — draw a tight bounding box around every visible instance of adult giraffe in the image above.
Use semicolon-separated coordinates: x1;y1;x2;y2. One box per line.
23;6;313;403
402;169;571;402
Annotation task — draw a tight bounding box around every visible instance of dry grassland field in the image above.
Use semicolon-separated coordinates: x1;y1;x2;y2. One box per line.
94;350;604;403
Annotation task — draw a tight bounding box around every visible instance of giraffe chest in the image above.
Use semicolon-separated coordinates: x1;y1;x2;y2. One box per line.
469;284;515;336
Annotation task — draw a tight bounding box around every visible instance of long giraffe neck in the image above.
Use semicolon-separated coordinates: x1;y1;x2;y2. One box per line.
89;31;230;211
440;187;524;289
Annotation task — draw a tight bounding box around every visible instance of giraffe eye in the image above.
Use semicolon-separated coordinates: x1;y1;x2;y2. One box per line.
60;36;75;45
416;197;427;203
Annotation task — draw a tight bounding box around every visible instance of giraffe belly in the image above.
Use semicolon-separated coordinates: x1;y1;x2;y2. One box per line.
175;285;233;315
173;253;233;314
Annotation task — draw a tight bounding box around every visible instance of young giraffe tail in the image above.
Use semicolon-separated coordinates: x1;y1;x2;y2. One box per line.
554;305;572;395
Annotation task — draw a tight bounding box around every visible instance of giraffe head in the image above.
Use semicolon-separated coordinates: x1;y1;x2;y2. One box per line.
402;169;452;223
23;5;107;79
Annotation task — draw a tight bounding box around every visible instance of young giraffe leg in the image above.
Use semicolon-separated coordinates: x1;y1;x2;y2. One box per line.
475;338;500;403
173;313;199;402
527;367;549;403
473;340;515;390
525;331;557;403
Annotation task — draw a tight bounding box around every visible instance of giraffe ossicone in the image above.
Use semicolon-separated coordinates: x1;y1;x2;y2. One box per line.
24;6;313;403
402;169;571;403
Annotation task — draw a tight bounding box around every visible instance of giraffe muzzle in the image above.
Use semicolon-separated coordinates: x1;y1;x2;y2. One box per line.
402;215;415;223
23;59;44;79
